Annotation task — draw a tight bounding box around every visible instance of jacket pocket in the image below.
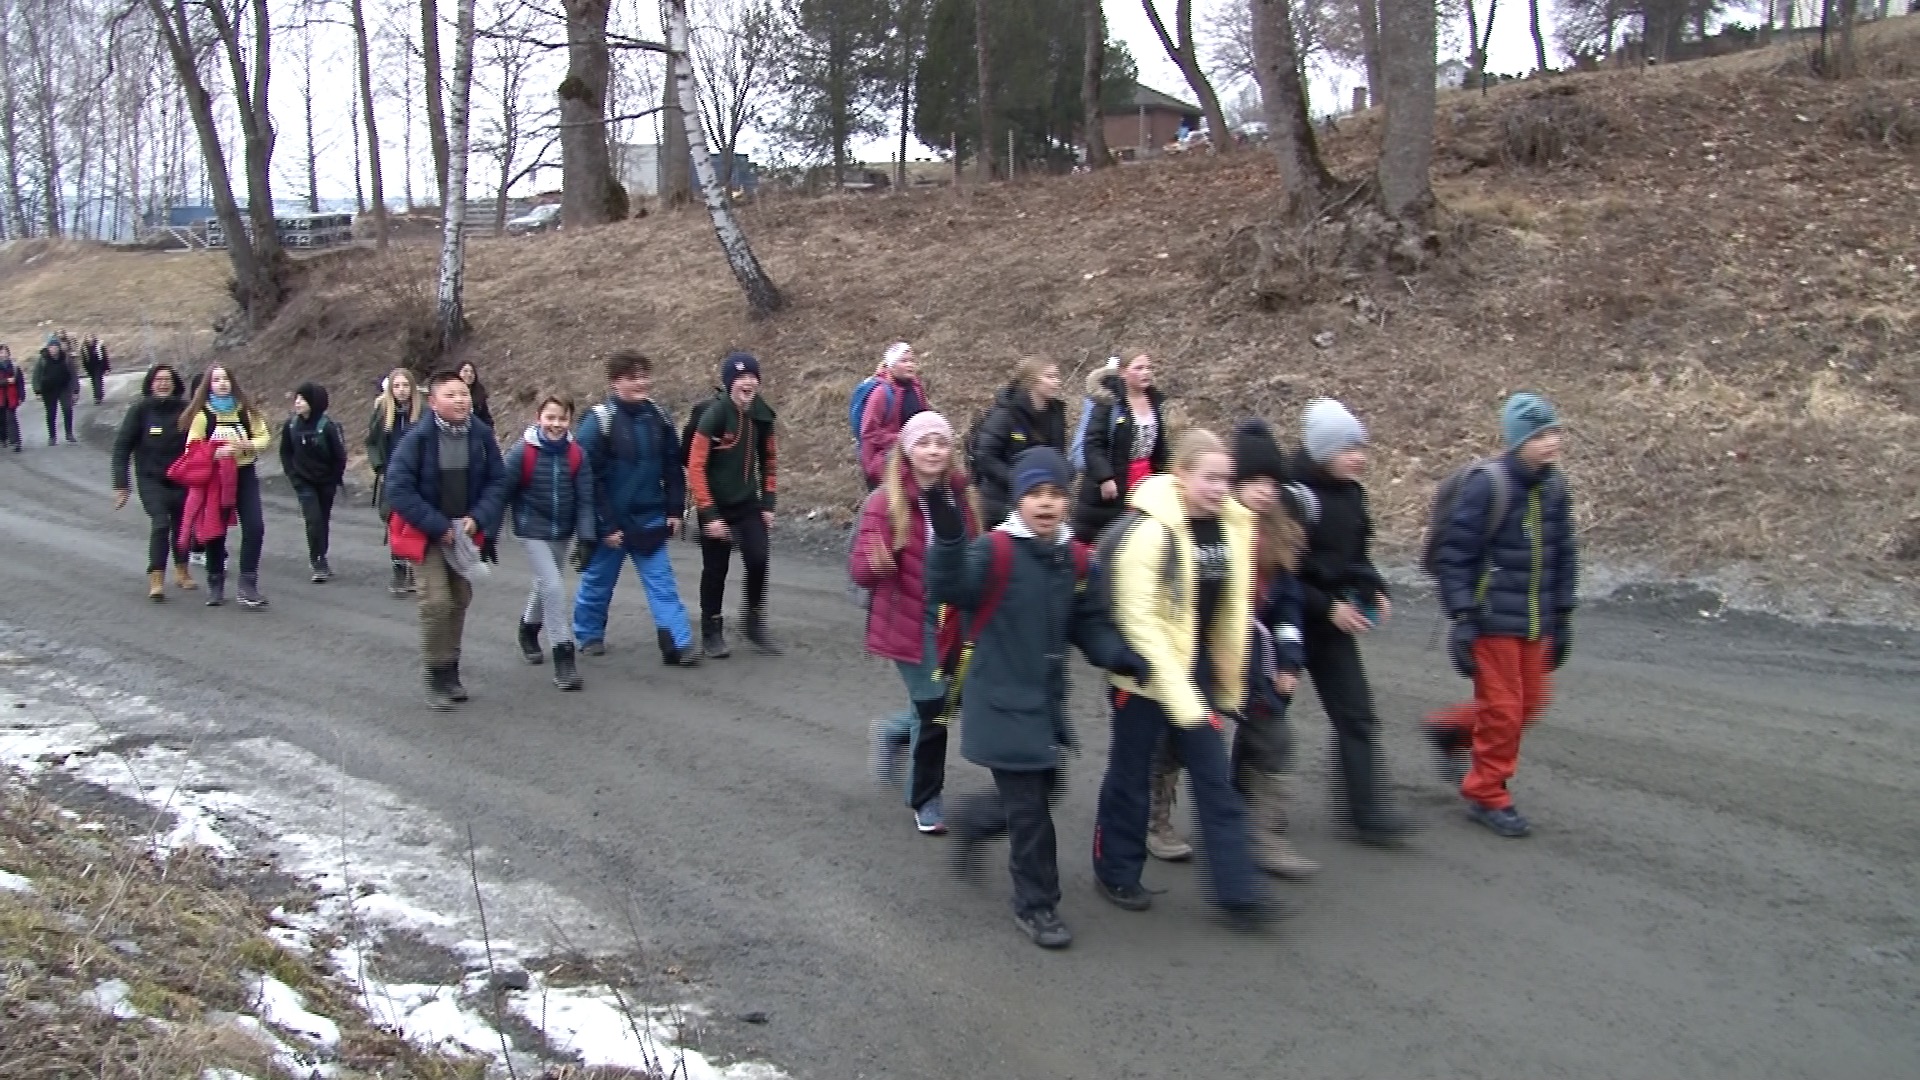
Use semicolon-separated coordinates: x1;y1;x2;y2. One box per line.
982;682;1049;720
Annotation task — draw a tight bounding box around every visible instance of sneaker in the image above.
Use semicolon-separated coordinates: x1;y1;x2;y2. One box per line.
519;623;545;664
310;557;332;584
1467;803;1532;838
1425;725;1471;787
913;797;946;835
1014;908;1073;950
1094;879;1152;912
869;716;907;788
579;640;607;657
189;550;206;567
236;573;268;609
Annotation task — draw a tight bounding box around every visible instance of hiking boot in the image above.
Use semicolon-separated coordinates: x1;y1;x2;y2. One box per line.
913;796;947;835
1425;725;1472;788
423;667;455;711
657;628;701;667
1014;908;1073;950
446;661;470;702
742;604;781;655
949;830;986;884
870;715;908;789
1242;770;1320;880
551;644;582;691
579;640;607;657
701;615;730;659
519;623;545;664
310;557;332;584
172;564;197;591
1219;900;1289;934
147;571;166;602
1146;768;1192;862
388;559;410;597
204;573;226;607
1094;879;1152;912
1353;808;1418;847
236;573;268;609
403;562;419;594
1467;803;1532;838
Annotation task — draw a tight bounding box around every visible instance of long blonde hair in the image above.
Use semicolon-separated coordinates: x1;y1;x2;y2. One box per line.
1172;428;1226;472
377;367;421;431
1257;502;1305;577
881;441;976;551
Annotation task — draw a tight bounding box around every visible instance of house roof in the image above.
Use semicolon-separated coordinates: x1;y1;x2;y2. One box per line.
1119;83;1203;117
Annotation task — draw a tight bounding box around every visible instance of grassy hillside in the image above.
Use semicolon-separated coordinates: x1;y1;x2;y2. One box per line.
6;18;1917;619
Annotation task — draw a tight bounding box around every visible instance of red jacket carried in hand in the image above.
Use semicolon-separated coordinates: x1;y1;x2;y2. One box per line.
166;440;238;553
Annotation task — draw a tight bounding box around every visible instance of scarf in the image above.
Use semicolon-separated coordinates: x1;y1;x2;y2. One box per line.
432;412;470;437
207;393;236;414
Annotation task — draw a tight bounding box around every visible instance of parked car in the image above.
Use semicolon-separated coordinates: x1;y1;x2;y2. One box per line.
505;204;562;235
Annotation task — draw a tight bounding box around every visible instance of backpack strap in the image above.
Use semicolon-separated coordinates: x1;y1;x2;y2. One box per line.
1475;459;1511;549
567;441;583;476
969;531;1018;641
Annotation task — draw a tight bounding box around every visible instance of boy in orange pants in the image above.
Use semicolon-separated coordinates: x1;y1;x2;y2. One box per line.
1426;393;1577;837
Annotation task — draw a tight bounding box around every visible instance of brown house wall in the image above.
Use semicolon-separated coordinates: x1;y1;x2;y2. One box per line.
1101;107;1193;154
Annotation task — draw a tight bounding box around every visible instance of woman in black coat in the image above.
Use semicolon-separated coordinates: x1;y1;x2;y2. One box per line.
1072;351;1168;542
458;360;492;428
971;357;1065;527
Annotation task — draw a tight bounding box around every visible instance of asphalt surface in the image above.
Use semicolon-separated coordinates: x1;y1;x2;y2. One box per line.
0;380;1915;1080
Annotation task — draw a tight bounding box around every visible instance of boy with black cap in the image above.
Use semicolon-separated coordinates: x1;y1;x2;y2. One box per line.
280;382;349;583
689;350;781;657
1426;393;1577;838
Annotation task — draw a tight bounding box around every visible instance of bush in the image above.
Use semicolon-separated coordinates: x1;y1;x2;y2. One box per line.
1841;94;1919;149
1498;93;1608;167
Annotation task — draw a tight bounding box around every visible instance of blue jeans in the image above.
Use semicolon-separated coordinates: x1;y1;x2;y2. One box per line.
572;534;695;648
1094;689;1264;911
893;608;946;809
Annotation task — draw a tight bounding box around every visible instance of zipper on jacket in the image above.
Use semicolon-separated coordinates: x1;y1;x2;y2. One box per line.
1526;488;1543;640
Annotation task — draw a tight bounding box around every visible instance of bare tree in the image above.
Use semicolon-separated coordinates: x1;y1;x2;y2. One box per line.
1354;0;1382;100
1528;0;1549;72
438;0;477;350
666;0;782;315
1141;0;1233;150
1464;0;1496;87
297;13;320;213
1252;0;1335;214
888;0;927;187
422;0;452;204
1083;0;1110;168
692;0;777;191
974;0;996;179
0;0;31;237
560;0;621;224
349;0;389;245
17;0;64;234
476;0;550;231
660;22;692;206
1374;0;1433;220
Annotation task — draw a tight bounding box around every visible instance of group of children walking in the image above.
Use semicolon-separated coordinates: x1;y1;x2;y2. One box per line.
848;342;1580;948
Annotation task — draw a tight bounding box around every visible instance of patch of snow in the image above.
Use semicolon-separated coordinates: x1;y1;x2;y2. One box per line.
226;1013;337;1079
80;978;140;1019
0;868;33;893
512;982;784;1080
201;1070;259;1080
249;974;341;1050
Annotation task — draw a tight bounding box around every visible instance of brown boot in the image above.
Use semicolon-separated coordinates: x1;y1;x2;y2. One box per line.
147;571;166;602
1146;763;1192;862
172;564;198;591
1244;770;1320;880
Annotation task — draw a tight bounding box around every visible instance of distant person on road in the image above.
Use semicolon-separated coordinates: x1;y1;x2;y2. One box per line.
1424;393;1578;839
972;357;1066;527
1291;398;1410;844
502;394;596;690
850;411;980;835
183;365;274;609
385;369;508;710
688;351;781;658
82;335;110;405
110;364;194;601
457;360;493;429
857;341;930;489
1092;430;1277;933
928;446;1144;949
368;368;424;596
1073;351;1168;543
570;351;700;666
32;334;77;445
0;344;22;452
279;382;349;584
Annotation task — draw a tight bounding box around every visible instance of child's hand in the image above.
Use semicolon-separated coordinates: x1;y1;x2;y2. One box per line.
1272;672;1298;697
868;543;895;575
1330;600;1372;635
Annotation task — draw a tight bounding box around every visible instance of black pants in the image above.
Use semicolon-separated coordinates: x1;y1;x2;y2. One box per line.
87;372;105;404
699;504;769;617
1231;695;1296;780
205;465;265;579
0;405;17;446
292;480;337;561
952;769;1064;916
42;395;73;441
907;696;947;811
137;478;189;573
1303;627;1393;832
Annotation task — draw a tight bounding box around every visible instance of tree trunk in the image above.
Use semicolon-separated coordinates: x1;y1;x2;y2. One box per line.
1529;0;1549;73
1252;0;1335;215
1082;0;1110;168
974;0;997;180
1375;0;1435;220
1140;0;1233;152
302;37;320;213
0;0;28;237
437;0;476;353
666;0;782;316
349;0;388;246
560;0;618;226
1466;0;1497;87
661;52;692;207
1356;0;1384;106
421;0;451;206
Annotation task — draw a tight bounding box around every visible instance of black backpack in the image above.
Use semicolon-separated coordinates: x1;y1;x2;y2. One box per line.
679;392;720;468
1087;508;1183;618
1419;458;1564;580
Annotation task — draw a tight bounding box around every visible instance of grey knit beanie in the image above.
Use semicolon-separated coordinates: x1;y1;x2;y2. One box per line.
1301;398;1367;464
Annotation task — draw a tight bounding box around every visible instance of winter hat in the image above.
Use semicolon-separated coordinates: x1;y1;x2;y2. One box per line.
1232;417;1289;487
897;410;952;453
1301;398;1367;464
1010;446;1072;503
294;381;330;418
883;341;913;368
720;351;761;390
1501;392;1560;450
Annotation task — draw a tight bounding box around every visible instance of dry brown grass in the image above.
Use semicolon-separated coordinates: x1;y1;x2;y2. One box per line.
0;240;230;363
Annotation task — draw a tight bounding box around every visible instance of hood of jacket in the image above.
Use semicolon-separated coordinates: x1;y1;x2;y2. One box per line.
520;423;575;449
1084;368;1119;406
294;382;330;419
142;365;185;402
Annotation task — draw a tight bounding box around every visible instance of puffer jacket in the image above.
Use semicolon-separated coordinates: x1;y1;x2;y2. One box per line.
1289;447;1389;625
972;383;1066;526
384;416;509;543
688;391;777;522
1435;451;1578;639
926;516;1129;772
1105;473;1255;728
849;464;978;664
575;396;683;537
1073;369;1168;541
857;373;929;486
501;426;597;543
110;368;189;490
280;384;348;489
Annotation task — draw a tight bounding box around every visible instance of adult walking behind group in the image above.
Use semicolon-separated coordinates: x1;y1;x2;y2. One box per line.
110;365;196;601
0;345;23;452
33;335;77;445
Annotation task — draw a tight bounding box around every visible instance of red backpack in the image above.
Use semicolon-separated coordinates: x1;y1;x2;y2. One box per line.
934;531;1091;721
520;441;583;488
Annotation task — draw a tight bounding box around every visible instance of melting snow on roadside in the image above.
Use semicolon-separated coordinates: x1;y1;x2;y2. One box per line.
0;645;788;1079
